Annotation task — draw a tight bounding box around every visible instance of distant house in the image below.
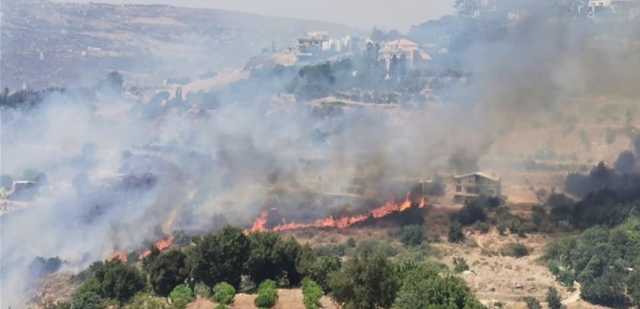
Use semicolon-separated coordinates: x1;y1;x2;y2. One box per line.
453;172;501;203
7;180;39;201
298;31;330;55
586;0;613;15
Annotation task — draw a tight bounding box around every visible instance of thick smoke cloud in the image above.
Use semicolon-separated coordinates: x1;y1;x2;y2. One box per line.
0;81;453;307
5;0;640;307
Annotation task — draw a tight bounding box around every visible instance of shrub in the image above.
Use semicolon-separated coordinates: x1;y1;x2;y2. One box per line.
397;225;424;247
212;282;236;305
214;305;228;309
314;243;347;256
169;284;194;309
254;280;278;308
353;239;398;258
302;278;324;309
194;282;211;299
546;287;563;309
453;257;469;273
501;243;529;258
474;221;490;233
346;237;357;248
448;221;465;243
393;265;484;309
123;293;170;309
523;296;541;309
451;203;487;226
29;256;62;278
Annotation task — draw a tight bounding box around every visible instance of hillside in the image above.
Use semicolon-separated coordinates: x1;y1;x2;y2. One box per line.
0;0;355;89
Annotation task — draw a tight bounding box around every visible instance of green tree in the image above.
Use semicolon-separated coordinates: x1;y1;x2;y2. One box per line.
188;226;250;288
145;250;189;296
254;280;278;308
327;249;399;309
169;284;194;309
302;278;324;309
213;282;236;305
296;246;341;291
245;232;303;286
393;263;484;309
75;260;145;304
70;278;104;309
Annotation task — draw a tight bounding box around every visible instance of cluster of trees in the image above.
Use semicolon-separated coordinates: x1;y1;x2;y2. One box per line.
545;218;640;307
59;225;484;309
448;195;530;242
0;87;65;109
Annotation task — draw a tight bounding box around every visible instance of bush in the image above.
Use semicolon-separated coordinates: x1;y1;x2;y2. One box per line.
393;264;484;309
474;221;490;233
123;293;170;309
501;243;529;258
194;282;211;299
29;256;62;278
314;243;347;256
523;296;541;309
353;239;398;258
546;287;563;309
452;203;487;226
397;225;424;247
213;282;236;305
169;284;194;309
214;305;228;309
302;278;324;309
453;257;469;273
254;280;278;308
448;221;465;243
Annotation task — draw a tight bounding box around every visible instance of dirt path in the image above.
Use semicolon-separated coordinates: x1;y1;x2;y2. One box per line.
274;289;304;309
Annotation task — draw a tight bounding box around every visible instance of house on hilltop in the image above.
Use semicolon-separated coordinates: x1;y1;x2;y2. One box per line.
453;172;501;203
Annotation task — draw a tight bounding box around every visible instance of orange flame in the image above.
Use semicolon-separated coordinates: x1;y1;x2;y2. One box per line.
140;235;175;259
249;210;269;233
110;251;128;263
250;194;427;233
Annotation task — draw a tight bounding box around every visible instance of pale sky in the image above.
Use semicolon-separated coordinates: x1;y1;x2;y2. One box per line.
54;0;454;31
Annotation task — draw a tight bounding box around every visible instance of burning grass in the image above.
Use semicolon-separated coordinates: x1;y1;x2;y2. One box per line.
249;194;427;233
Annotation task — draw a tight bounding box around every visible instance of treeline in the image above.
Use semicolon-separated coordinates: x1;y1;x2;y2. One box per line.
541;155;640;307
0;87;65;110
49;226;484;309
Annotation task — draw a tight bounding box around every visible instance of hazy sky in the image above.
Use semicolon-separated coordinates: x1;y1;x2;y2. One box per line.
55;0;454;31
